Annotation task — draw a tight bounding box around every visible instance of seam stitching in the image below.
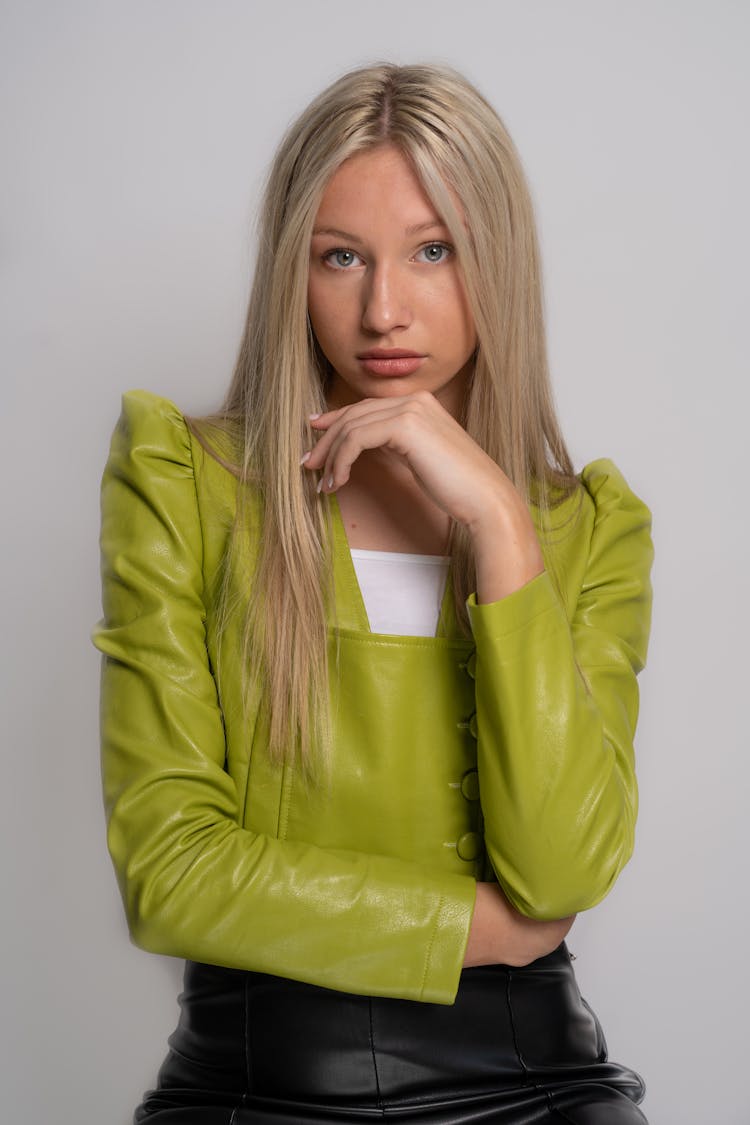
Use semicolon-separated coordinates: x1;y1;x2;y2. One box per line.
227;974;252;1125
244;973;252;1092
419;894;442;999
367;996;385;1114
507;968;592;1124
544;1089;584;1123
505;969;531;1082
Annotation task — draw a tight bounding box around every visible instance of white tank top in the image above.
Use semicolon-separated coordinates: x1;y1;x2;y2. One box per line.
349;548;450;637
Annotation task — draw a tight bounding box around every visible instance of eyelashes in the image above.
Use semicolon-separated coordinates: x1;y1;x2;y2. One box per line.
414;243;452;264
321;242;454;270
324;249;364;269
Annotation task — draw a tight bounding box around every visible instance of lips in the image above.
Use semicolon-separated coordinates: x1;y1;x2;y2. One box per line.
356;349;426;377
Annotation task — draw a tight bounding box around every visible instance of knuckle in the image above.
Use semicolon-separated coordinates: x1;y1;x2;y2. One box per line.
400;405;424;433
340;427;360;449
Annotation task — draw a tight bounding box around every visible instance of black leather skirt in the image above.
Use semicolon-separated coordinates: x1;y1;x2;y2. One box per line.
134;945;647;1124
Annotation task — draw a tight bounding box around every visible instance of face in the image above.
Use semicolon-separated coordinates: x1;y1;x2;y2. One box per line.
307;144;477;418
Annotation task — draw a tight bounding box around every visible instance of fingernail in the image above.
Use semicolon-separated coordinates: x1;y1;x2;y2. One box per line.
299;451;311;466
316;476;325;494
309;412;321;421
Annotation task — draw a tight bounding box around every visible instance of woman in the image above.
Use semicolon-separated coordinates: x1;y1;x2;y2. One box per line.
94;63;653;1123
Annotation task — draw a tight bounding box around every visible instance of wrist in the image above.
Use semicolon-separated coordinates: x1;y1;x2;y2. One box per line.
465;483;534;541
467;495;544;603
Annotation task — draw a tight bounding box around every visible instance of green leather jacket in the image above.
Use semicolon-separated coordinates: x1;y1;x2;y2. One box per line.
93;390;653;1006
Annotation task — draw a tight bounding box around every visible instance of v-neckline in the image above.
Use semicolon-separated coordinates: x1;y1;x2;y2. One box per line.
328;493;459;640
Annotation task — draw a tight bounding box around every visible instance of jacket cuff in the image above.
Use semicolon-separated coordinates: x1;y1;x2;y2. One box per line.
420;877;476;1005
466;572;567;655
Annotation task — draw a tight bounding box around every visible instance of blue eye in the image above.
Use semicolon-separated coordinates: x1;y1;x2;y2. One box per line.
325;249;362;269
416;242;451;264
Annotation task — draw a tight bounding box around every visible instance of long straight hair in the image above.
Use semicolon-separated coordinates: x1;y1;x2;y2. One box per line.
194;63;578;768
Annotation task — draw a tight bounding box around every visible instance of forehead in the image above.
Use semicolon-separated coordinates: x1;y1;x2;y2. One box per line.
314;144;443;227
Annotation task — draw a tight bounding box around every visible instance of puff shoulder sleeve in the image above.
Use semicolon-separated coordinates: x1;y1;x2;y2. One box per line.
467;459;653;919
93;390;475;1004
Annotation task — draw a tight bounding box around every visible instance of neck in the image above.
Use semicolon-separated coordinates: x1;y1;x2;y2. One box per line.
335;453;452;555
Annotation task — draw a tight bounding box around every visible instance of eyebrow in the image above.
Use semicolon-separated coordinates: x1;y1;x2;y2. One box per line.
311;220;449;243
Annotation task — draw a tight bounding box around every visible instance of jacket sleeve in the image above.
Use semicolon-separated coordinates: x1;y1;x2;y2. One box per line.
467;461;653;919
93;390;475;1004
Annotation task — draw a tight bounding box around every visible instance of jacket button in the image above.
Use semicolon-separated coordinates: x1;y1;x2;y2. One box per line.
459;652;477;680
456;831;482;861
460;769;480;801
456;713;478;739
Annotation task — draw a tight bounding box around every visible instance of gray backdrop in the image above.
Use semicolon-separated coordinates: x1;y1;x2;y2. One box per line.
2;1;747;1121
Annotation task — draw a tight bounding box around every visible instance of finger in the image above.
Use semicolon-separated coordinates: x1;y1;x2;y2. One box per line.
303;402;384;470
303;399;427;471
316;412;419;492
309;396;400;425
309;392;440;431
309;401;378;431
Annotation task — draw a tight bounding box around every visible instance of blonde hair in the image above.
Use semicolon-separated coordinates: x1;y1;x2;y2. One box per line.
194;63;578;768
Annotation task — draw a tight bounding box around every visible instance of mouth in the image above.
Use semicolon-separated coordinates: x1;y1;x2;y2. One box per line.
356;349;426;376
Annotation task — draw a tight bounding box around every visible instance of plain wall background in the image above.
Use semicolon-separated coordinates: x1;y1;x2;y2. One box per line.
2;1;748;1121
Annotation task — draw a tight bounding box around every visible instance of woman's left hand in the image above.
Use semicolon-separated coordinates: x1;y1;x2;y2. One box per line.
304;392;545;601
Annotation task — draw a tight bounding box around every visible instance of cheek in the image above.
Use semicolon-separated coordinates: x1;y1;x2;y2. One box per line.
307;280;349;349
454;278;477;350
306;279;325;335
436;276;476;352
307;296;357;378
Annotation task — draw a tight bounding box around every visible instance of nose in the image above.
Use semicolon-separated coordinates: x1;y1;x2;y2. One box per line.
361;263;412;335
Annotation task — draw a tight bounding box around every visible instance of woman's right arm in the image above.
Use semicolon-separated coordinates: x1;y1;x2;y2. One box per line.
93;391;477;1006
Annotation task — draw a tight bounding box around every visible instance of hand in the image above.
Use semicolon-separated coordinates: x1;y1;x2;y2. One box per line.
464;882;575;968
304;392;544;601
306;391;508;527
